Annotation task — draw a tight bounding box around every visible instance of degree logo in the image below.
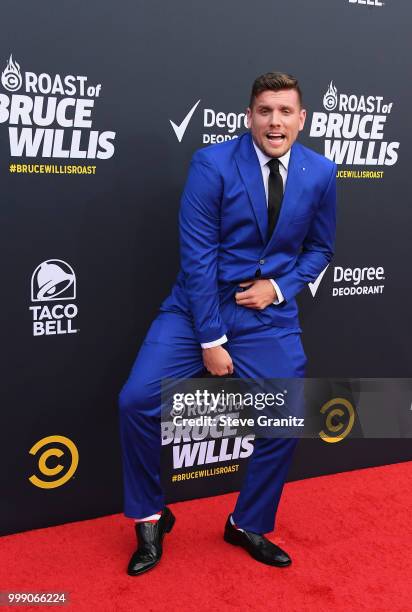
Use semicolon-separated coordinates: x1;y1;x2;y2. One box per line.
308;265;329;297
169;99;201;142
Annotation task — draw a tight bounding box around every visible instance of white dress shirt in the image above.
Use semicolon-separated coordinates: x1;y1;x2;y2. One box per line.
201;140;290;349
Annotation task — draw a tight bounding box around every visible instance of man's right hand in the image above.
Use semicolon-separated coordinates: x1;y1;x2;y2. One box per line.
202;345;234;376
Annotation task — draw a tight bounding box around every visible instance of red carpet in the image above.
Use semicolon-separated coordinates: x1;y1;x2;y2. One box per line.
1;462;412;611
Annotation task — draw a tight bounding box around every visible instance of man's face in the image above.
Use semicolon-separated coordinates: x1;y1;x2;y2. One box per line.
246;89;306;158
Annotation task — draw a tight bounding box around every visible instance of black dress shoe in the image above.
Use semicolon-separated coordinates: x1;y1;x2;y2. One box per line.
127;507;175;576
223;515;291;567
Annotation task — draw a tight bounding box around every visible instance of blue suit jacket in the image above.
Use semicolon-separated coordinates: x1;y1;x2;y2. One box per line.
160;132;337;344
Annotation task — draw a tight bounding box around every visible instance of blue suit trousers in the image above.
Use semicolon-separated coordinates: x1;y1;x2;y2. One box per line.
119;302;306;534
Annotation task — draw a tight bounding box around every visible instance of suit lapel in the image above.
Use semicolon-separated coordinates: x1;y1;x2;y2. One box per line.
235;133;268;245
235;134;308;250
262;141;307;255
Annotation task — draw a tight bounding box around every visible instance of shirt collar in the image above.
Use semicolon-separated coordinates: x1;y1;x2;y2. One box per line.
252;138;291;172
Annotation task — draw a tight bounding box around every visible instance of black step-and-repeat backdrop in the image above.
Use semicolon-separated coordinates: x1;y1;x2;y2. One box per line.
1;0;411;535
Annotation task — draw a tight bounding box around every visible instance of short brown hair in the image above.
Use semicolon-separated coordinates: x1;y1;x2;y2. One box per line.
249;72;303;108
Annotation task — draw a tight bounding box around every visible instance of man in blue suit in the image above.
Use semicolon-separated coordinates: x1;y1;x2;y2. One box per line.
119;72;337;575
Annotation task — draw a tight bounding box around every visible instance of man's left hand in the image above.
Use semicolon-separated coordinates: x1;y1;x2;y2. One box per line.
235;279;276;310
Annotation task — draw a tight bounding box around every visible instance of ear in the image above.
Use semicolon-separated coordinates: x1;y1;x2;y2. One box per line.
246;107;252;129
298;108;307;131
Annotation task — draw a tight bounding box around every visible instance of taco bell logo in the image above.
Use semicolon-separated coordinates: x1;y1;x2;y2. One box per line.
31;260;76;301
1;55;22;92
29;260;79;336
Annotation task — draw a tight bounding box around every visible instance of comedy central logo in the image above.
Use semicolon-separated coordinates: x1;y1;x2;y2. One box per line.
29;260;79;336
319;398;355;443
28;435;79;489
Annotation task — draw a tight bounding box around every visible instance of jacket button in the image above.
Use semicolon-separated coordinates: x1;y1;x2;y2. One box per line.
259;259;265;265
255;269;262;278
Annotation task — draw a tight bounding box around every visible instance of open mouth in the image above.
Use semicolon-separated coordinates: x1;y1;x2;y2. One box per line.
266;133;286;142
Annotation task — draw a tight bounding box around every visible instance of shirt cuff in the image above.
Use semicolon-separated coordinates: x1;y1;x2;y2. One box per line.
269;279;285;304
201;335;228;349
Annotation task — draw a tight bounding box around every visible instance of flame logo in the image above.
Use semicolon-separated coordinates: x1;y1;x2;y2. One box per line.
170;403;185;417
323;80;338;111
1;54;22;92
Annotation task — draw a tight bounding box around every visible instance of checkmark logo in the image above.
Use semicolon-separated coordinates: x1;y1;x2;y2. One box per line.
169;99;201;142
308;265;329;297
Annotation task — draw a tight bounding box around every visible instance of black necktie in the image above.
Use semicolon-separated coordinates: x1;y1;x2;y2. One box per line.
267;158;284;238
